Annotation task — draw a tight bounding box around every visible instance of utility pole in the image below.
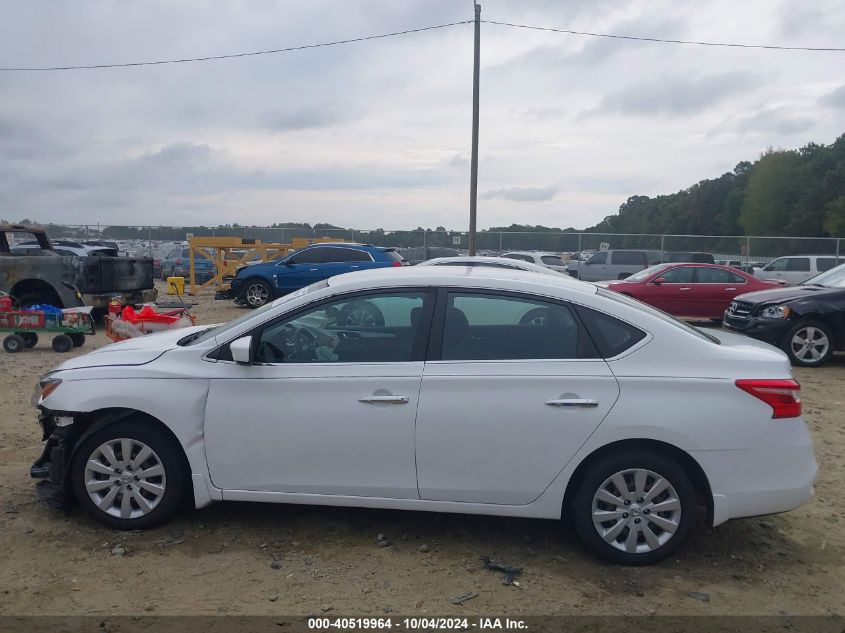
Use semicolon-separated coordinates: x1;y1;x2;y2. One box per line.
468;2;481;255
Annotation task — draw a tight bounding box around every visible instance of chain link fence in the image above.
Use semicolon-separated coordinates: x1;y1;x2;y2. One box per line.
40;224;842;264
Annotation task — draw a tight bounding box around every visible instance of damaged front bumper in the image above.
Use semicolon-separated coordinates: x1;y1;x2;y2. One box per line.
30;409;78;509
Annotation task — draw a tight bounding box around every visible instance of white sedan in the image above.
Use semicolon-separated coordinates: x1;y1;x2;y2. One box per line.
31;266;816;564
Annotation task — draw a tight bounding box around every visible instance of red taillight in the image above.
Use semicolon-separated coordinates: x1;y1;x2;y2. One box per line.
735;379;801;419
391;261;402;267
175;258;182;266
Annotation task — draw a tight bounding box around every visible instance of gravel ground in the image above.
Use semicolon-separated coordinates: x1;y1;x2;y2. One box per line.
1;282;843;616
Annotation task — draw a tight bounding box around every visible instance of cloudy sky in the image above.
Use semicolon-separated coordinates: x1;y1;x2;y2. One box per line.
1;0;843;230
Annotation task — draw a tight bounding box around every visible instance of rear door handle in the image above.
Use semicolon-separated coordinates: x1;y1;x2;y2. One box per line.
358;395;409;405
725;287;736;291
545;399;599;408
679;287;691;291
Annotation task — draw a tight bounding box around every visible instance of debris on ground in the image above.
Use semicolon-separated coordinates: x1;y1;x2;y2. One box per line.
376;533;392;548
688;591;711;602
450;591;479;606
479;555;523;585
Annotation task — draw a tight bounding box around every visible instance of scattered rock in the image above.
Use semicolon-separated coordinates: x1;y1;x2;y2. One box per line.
382;607;393;614
758;521;775;530
270;559;282;570
268;595;279;602
23;527;34;534
415;600;424;609
376;538;392;548
321;605;334;612
258;543;268;550
551;556;568;564
418;544;430;553
111;546;126;557
687;591;711;603
376;533;388;542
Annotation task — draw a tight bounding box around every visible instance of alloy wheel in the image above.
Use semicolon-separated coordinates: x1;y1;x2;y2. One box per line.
790;326;829;363
245;283;269;307
591;468;682;554
84;438;167;520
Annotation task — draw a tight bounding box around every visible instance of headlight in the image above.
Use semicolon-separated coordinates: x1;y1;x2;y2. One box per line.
32;377;62;407
761;304;791;319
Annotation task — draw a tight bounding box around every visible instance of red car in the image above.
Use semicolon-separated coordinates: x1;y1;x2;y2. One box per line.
597;263;781;319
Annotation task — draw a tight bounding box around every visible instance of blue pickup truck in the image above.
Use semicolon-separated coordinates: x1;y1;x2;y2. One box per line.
219;242;407;307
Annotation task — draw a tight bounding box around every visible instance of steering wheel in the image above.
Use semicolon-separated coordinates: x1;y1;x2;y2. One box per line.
259;323;317;362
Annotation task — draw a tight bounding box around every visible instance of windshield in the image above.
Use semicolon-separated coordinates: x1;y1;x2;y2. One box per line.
596;287;720;344
801;263;845;288
624;263;671;282
181;279;330;346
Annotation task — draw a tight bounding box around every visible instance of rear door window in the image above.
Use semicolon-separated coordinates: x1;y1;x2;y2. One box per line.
439;292;597;361
694;267;744;283
817;258;840;272
611;251;644;266
320;247;371;263
786;258;811;272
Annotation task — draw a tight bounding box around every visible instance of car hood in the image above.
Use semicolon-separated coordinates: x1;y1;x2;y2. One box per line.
735;285;839;305
53;325;209;370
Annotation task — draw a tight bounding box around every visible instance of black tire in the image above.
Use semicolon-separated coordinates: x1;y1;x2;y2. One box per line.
19;332;39;348
70;420;187;530
69;333;86;348
337;300;385;327
3;334;25;354
52;334;73;353
519;307;550;326
781;319;835;367
240;278;274;309
572;450;696;565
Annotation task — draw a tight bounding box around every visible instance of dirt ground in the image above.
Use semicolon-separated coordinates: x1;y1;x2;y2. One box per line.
1;281;843;617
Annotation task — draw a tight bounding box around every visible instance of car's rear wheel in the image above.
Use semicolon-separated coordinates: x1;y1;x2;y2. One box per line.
71;421;186;529
573;451;695;565
242;279;273;308
783;320;834;367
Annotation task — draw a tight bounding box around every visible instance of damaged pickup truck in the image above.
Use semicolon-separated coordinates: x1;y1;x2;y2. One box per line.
0;224;157;309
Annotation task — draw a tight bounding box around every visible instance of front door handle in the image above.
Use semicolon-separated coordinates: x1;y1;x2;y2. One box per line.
358;395;409;405
545;399;599;408
679;287;691;291
725;287;736;291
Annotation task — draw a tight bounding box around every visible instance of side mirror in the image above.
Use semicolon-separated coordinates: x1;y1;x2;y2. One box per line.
230;336;253;364
652;277;665;285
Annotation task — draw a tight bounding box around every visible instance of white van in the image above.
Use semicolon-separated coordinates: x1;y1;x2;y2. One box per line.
753;255;843;286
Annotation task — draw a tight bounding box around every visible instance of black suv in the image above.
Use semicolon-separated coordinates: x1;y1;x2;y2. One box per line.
723;263;845;367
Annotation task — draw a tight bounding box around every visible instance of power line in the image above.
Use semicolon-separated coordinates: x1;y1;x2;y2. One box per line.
0;20;472;71
482;20;845;52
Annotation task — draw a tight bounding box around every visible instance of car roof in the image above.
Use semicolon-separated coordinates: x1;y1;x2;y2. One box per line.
502;250;559;256
326;264;598;295
420;256;574;276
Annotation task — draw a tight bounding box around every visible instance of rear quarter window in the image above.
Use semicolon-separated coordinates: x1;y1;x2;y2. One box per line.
575;305;647;357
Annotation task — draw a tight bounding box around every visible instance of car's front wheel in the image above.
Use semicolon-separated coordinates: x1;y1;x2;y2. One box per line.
241;279;273;308
783;319;834;367
71;420;187;529
572;451;695;565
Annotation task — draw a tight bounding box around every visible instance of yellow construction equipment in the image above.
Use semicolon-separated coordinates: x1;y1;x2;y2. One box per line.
186;236;344;295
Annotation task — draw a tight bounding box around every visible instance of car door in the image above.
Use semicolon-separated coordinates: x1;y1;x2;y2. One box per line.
640;265;696;314
580;251;608;281
275;247;328;293
204;289;434;498
783;257;812;285
757;257;789;283
692;266;748;318
609;251;647;280
318;246;375;276
414;290;621;505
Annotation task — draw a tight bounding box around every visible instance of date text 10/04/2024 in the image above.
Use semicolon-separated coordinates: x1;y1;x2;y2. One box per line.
308;617;529;630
